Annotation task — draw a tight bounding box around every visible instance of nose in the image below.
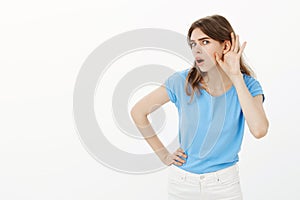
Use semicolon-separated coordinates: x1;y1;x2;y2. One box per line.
192;43;202;53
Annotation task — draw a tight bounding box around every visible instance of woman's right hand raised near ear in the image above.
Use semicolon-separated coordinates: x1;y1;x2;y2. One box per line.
162;148;188;166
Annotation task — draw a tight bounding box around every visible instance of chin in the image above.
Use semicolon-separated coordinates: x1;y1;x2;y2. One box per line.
198;66;211;73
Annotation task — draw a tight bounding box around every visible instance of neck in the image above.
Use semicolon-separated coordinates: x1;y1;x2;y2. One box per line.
202;67;232;90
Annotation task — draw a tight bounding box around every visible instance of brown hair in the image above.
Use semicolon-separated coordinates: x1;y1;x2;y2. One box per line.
185;14;255;103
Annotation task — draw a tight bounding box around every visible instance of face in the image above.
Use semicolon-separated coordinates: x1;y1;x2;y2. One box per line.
189;28;224;73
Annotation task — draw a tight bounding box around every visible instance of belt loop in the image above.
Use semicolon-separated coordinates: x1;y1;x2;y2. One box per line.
180;172;186;181
214;171;220;182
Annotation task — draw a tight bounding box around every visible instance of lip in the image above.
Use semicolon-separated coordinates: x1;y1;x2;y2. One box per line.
195;57;204;65
196;60;204;66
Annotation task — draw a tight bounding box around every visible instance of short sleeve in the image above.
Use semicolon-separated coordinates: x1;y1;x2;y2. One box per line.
243;74;265;103
164;72;178;105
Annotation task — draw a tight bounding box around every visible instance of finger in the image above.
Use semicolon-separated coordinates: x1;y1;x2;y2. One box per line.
230;32;235;51
173;160;183;166
175;151;187;158
234;35;239;52
178;148;188;157
172;152;185;163
215;53;222;65
238;41;247;56
177;148;186;155
175;156;186;164
170;155;184;165
169;159;176;166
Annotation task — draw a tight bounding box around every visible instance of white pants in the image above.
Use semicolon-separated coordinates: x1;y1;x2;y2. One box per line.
168;164;243;200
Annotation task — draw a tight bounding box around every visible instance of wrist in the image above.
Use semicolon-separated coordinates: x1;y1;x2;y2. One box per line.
155;147;170;160
230;72;243;85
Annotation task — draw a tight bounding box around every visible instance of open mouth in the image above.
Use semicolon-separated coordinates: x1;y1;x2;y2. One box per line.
196;59;204;64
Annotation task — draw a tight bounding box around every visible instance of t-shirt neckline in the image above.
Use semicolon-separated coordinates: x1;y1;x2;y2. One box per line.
200;84;234;98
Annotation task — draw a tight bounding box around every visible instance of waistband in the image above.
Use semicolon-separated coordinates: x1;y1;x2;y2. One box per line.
169;163;239;182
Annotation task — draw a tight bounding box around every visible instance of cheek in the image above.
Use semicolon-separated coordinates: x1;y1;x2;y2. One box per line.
203;48;217;60
206;46;222;59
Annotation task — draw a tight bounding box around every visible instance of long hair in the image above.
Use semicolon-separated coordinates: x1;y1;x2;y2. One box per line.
185;15;255;103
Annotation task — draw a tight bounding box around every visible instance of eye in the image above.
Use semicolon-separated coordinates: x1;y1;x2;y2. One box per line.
202;40;209;45
189;42;196;47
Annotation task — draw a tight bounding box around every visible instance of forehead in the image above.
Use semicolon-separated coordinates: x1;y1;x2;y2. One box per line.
190;28;209;40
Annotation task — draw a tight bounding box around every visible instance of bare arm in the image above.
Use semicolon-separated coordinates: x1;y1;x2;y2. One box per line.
232;75;269;139
215;32;269;139
130;85;187;166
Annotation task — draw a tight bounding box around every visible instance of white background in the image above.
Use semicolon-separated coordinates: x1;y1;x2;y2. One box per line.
1;0;299;199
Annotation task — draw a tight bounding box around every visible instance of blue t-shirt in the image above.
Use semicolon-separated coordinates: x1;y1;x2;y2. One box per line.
164;68;265;174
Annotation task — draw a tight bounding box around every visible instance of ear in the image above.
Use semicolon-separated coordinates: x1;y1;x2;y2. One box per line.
222;40;231;54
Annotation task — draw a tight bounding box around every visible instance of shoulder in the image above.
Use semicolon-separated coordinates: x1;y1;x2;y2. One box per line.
166;67;190;83
242;73;260;86
179;68;190;78
242;73;264;100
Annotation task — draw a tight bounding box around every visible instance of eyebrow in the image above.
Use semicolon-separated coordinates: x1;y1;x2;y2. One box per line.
189;37;210;42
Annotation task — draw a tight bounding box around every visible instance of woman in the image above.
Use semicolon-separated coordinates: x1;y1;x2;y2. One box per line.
131;14;269;200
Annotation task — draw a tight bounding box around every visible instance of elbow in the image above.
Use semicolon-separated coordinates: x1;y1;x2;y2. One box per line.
252;120;269;139
130;106;139;122
130;105;147;123
253;130;267;139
